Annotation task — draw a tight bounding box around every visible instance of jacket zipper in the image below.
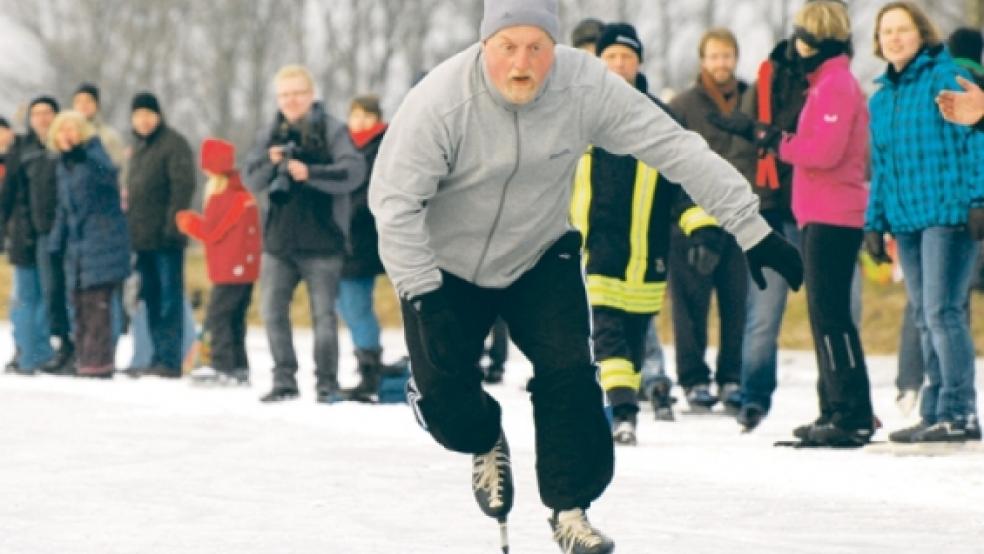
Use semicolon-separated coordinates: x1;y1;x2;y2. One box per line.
472;111;521;282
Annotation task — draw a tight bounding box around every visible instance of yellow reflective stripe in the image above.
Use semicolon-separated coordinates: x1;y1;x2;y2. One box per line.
678;206;719;235
598;357;642;391
587;275;667;313
626;162;658;284
570;148;593;239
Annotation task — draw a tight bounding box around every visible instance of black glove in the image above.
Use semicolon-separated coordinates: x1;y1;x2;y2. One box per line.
968;206;984;241
707;111;756;142
707;111;782;152
863;231;892;264
745;231;803;291
687;227;724;276
407;285;463;368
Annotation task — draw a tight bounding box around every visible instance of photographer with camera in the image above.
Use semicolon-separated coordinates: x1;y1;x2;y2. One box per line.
244;65;366;403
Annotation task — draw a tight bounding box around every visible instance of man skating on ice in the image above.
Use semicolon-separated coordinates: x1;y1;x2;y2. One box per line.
369;1;803;552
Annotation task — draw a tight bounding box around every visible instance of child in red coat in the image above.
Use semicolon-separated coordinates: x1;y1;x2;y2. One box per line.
176;138;261;384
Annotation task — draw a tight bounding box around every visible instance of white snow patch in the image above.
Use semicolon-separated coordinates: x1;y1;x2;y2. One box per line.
1;324;982;553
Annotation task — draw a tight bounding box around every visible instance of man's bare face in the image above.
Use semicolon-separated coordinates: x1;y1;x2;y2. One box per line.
484;26;556;105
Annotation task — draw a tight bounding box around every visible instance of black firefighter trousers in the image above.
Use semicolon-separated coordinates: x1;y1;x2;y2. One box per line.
400;231;614;511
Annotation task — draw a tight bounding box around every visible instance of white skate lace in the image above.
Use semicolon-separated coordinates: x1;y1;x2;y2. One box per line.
554;509;603;553
472;442;508;509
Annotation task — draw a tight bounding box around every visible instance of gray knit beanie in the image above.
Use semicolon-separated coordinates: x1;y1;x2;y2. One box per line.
480;0;560;43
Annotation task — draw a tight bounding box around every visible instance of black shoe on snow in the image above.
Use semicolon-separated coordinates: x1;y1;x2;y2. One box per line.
549;509;615;554
719;383;742;416
911;421;970;443
612;413;638;446
472;432;514;521
316;388;344;404
806;423;872;447
4;356;18;374
140;366;182;379
260;387;299;402
738;403;766;433
966;416;981;441
342;348;383;402
685;384;717;412
40;341;75;375
793;418;827;441
190;367;249;386
889;421;931;443
648;375;677;421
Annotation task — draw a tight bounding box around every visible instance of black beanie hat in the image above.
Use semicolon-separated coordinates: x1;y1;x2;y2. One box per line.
949;28;984;63
28;95;60;114
131;91;162;115
596;23;643;62
74;82;100;104
572;18;604;48
0;116;9;129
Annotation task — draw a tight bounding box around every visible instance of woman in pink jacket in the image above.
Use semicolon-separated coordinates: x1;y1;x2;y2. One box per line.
713;0;873;447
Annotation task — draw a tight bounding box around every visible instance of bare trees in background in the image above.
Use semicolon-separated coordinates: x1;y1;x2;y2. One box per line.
2;0;984;154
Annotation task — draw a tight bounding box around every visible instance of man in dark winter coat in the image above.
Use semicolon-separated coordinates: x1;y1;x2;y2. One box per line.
369;1;802;550
668;28;755;415
0;97;59;374
243;65;366;404
124;92;196;378
573;23;714;443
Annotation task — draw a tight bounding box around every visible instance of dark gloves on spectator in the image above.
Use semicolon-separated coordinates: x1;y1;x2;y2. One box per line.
687;227;724;276
863;231;892;264
968;206;984;241
707;111;782;152
745;231;803;291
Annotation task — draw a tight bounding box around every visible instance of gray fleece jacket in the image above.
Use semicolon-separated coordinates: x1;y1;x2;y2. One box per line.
369;43;770;299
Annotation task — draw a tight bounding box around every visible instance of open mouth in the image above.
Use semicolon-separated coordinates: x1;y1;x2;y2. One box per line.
511;76;533;85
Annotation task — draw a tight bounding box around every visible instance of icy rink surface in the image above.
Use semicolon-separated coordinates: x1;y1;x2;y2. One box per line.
1;324;983;554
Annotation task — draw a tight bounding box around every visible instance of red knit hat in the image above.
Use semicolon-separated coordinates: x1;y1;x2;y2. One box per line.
200;137;235;175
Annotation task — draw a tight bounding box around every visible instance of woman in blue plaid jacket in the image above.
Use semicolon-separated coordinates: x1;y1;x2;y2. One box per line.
866;2;984;444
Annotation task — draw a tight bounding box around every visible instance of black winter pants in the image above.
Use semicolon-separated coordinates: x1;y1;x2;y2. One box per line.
401;231;613;511
801;224;873;430
592;306;652;413
668;228;747;389
206;283;253;372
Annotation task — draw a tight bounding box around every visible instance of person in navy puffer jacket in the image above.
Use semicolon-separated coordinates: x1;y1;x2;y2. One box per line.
867;2;984;443
48;111;130;378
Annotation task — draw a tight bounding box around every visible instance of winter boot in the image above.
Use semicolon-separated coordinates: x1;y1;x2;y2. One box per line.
4;351;20;374
966;415;981;441
549;508;615;554
911;421;971;443
472;432;514;522
718;382;741;416
737;403;766;433
685;384;718;412
805;422;872;448
889;421;931;443
40;337;75;376
341;348;383;402
612;409;638;446
648;374;677;421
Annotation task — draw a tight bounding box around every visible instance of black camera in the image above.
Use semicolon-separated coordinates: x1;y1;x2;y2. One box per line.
268;141;297;205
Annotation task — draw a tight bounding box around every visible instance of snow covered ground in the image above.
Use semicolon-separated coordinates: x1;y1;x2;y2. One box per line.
1;323;983;554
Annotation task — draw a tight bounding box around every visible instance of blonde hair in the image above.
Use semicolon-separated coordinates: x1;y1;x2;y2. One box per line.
795;1;852;42
47;110;95;151
274;64;315;91
699;28;739;59
204;174;229;200
873;2;941;60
